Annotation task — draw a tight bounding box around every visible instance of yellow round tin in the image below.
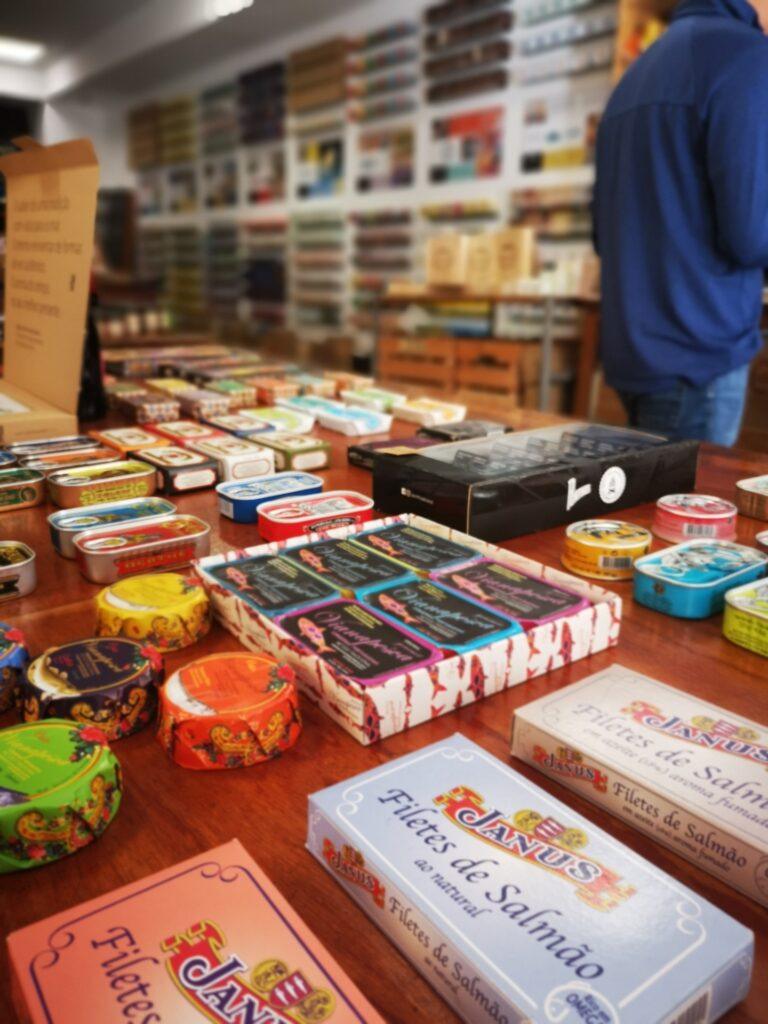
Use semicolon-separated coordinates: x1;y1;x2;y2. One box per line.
94;572;211;652
562;519;652;581
723;578;768;658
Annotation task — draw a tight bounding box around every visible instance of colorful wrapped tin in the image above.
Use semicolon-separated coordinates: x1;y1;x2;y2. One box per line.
150;419;221;445
255;377;299;405
0;543;36;602
653;493;738;543
0;622;28;712
435;559;589;627
207;554;339;616
47;460;156;508
157;652;301;770
0;467;45;511
723;578;768;657
276;599;440;686
6;435;99;459
48;497;176;559
121;392;181;424
394;397;467;426
89;427;165;456
22;446;120;475
241;406;315;434
350;523;479;574
634;540;768;618
363;578;522;654
257;490;374;541
21;638;163;738
187;436;275;481
134;445;218;494
201;412;274;438
95;573;211;651
75;514;211;584
562;519;652;580
216;471;323;523
256;432;331;471
178;388;232;418
736;475;768;520
0;720;122;873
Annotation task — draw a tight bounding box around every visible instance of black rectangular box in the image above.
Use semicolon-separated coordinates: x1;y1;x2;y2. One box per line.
372;424;699;541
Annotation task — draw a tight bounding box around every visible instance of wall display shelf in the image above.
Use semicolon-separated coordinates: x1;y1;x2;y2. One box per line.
202;155;238;209
199;82;239;157
163;227;206;330
238;61;285;145
166;165;197;214
127;103;162;171
287;37;349;115
242;220;288;334
348;20;420;124
350;210;415;355
289;212;348;342
204;223;241;334
519;70;611;174
428;106;504;183
424;0;514;105
243;144;285;204
158;96;197;166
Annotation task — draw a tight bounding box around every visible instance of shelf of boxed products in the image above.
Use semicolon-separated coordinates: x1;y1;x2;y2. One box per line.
289;211;348;344
423;0;514;105
241;220;288;336
347;19;420;125
199;81;239;158
203;223;241;336
163;227;208;331
157;96;197;167
126;103;162;172
238;60;286;146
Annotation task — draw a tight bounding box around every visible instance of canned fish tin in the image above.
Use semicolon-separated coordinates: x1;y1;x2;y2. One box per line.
134;446;218;494
201;412;275;438
562;520;652;580
6;435;100;459
74;515;211;584
341;387;407;413
149;419;222;445
256;377;299;405
634;540;768;619
735;475;768;521
21;446;121;475
241;407;315;434
0;720;122;873
653;494;738;543
0;622;28;712
178;388;231;418
257;490;374;542
216;471;323;523
206;379;258;409
0;451;17;469
95;573;211;651
21;639;163;739
256;433;331;472
186;437;275;482
47;460;156;508
48;497;177;559
0;543;36;602
89;427;165;456
157;652;301;770
723;578;768;657
0;468;45;511
121;393;181;424
394;398;467;427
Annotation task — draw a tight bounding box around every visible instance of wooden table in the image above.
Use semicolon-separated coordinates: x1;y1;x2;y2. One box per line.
1;418;766;1024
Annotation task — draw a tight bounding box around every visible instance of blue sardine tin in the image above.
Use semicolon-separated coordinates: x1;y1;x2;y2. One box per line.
47;497;177;558
216;471;323;523
634;540;768;619
308;734;755;1024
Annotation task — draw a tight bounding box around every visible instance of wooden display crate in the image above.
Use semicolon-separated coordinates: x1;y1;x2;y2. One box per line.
455;339;521;396
377;336;456;390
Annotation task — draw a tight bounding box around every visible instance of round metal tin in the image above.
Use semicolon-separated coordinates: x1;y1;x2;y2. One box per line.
634;540;768;619
47;460;157;508
723;578;768;657
0;719;122;873
0;543;36;602
217;472;323;523
95;573;211;651
0;467;45;512
562;520;652;580
74;514;211;584
48;496;177;559
0;622;28;712
735;475;768;521
21;638;163;739
157;652;301;770
652;494;738;543
257;490;374;542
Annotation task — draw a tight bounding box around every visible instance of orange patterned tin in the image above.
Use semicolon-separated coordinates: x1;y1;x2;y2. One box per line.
158;652;301;770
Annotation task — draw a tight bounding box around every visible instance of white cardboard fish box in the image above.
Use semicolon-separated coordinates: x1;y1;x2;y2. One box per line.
194;514;622;745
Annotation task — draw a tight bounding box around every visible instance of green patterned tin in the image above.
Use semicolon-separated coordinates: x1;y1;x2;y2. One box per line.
0;720;122;872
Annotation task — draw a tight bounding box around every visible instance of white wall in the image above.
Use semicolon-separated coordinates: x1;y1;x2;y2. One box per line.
40;97;132;188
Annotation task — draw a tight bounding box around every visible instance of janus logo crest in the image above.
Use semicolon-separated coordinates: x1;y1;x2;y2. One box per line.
434;786;636;911
532;745;608;793
163;921;336;1023
322;840;386;908
622;701;768;768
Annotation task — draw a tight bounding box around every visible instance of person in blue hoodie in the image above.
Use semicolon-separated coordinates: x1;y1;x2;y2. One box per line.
593;0;768;445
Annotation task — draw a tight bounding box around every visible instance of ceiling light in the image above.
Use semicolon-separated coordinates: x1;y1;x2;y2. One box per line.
0;36;45;65
207;0;254;19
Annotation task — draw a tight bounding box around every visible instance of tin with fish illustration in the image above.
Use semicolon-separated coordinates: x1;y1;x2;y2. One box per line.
74;515;211;583
216;472;322;523
257;491;373;541
48;496;176;558
47;460;156;508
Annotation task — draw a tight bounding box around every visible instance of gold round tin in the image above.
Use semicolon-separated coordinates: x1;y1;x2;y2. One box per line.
562;519;652;580
723;578;768;658
95;573;211;652
0;542;36;602
735;475;768;521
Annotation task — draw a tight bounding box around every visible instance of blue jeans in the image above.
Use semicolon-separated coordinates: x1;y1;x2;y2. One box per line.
617;365;750;446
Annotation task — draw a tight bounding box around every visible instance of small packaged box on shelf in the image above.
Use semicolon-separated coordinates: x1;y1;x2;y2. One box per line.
466;231;499;293
7;839;387;1022
257;432;331;472
374;423;699;541
395;397;467;427
134;445;218;494
513;663;768;906
196;514;622;744
47;460;156;508
425;232;469;287
217;472;323;524
309;733;754;1024
186;436;275;481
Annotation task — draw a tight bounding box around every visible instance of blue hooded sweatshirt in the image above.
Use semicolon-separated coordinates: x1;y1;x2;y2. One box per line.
594;0;768;392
